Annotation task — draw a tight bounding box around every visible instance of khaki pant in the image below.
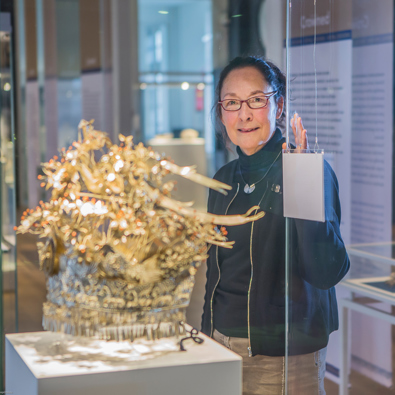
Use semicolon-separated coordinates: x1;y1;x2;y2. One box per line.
213;329;326;395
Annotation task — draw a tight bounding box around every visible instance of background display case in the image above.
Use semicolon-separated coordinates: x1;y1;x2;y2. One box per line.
0;5;18;391
339;243;395;394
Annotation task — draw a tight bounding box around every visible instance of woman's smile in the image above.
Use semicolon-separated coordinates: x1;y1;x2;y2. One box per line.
238;127;259;133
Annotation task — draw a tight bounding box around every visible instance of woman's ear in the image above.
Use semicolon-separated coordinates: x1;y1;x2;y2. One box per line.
276;96;284;119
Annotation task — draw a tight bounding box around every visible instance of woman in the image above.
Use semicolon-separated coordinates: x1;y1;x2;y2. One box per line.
201;56;350;395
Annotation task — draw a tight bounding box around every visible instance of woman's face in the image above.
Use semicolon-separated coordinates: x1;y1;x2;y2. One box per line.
220;66;283;156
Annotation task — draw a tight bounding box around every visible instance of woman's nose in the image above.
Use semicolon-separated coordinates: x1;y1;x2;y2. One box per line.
238;102;253;121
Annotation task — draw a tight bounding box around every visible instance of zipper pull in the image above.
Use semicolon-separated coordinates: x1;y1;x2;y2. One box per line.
248;346;252;357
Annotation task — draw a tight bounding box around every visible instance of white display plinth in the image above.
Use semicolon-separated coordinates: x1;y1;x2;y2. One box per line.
6;330;242;395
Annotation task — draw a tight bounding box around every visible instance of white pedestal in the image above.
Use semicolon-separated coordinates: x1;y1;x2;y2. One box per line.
6;330;241;395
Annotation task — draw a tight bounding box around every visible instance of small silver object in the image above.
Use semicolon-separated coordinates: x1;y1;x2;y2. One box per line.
244;184;255;194
272;184;281;193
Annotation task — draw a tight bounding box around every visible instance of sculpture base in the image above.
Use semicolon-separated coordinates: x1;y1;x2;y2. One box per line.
6;330;242;395
43;302;187;341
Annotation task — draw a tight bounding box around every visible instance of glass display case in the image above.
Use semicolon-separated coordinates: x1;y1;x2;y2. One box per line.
1;19;17;292
138;0;215;183
286;0;394;393
343;242;395;307
339;243;395;394
0;5;18;391
4;0;395;394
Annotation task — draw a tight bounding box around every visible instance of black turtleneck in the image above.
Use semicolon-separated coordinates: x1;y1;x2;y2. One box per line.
213;129;285;338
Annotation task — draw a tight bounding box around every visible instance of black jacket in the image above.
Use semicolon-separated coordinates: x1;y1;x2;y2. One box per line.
201;143;350;356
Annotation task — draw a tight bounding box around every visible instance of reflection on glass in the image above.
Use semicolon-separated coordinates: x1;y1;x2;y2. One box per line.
198;51;347;394
0;10;18;391
0;26;17;316
138;0;213;146
287;0;394;394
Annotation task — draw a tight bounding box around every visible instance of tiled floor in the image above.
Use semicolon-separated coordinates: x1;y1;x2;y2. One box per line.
5;233;395;394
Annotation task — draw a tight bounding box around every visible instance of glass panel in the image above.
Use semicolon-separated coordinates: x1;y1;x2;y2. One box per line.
0;4;18;390
286;0;394;394
1;13;17;328
137;1;213;328
7;0;395;393
137;0;214;195
13;0;216;342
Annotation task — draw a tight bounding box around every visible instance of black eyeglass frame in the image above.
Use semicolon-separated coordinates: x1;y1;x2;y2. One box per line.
218;91;278;111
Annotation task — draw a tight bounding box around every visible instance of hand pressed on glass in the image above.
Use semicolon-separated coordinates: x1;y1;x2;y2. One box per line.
282;112;309;152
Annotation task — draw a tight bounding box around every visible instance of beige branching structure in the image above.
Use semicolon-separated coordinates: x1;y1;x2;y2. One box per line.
16;120;265;341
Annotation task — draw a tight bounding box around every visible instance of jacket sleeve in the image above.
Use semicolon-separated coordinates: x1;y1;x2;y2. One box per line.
294;162;350;290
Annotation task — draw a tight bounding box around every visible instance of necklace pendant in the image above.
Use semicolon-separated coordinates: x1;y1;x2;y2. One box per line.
244;184;255;194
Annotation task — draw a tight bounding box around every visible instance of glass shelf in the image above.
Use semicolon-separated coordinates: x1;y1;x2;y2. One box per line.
347;242;395;265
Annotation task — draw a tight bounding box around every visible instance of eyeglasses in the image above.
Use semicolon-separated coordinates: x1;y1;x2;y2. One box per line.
218;91;277;111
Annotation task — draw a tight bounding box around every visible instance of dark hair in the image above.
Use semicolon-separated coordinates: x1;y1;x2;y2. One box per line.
214;56;286;149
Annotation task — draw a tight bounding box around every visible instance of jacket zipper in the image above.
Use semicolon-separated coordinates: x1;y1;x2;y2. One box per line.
247;218;256;357
248;183;270;357
210;183;240;338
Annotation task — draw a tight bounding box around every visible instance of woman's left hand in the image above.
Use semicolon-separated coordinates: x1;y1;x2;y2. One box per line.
282;113;309;152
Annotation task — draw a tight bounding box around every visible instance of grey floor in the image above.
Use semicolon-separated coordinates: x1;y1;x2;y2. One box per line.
4;233;394;394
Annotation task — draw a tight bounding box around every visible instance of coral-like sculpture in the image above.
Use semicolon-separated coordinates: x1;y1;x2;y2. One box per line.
16;120;264;341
